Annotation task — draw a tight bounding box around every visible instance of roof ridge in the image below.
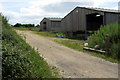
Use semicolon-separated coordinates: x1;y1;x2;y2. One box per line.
45;17;62;19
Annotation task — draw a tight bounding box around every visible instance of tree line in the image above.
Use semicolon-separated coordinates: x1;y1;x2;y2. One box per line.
14;23;39;27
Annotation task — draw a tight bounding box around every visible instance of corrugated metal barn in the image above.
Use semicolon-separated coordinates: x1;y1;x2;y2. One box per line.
40;17;62;31
61;7;119;32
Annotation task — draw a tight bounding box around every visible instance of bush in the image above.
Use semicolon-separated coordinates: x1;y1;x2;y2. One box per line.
88;23;120;60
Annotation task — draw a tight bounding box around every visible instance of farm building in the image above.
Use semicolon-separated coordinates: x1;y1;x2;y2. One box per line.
40;7;119;38
61;7;119;32
40;17;62;31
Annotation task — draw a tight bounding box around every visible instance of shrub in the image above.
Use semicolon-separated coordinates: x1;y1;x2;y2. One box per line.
88;23;120;60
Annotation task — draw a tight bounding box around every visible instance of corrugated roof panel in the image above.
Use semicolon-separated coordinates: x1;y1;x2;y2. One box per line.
45;17;62;21
77;7;119;13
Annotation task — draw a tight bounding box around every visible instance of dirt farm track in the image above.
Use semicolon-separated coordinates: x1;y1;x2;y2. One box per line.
16;30;118;78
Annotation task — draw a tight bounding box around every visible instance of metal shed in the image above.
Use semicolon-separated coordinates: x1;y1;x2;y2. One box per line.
40;17;62;31
61;7;119;32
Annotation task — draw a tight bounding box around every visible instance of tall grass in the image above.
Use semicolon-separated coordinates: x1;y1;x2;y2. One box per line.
2;15;57;79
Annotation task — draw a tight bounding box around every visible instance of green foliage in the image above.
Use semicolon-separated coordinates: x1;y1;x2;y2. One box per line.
14;23;35;27
88;23;120;60
2;15;56;79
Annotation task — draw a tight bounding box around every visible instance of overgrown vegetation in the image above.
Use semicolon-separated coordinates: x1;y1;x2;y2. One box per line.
88;23;119;61
2;15;58;79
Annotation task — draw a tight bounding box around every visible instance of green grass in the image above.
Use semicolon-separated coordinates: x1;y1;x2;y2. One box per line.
54;39;84;51
14;27;40;31
54;39;119;63
15;27;66;38
34;31;57;37
2;15;59;78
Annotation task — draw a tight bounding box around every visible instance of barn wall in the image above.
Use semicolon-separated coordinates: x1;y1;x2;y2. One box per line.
50;21;61;31
40;19;46;31
61;7;105;32
78;8;86;31
41;8;119;32
61;18;66;31
47;19;51;31
61;8;77;32
73;8;79;31
105;13;118;25
40;18;51;31
78;8;105;31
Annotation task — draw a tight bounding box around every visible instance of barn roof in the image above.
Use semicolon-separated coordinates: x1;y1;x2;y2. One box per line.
77;7;119;13
45;17;62;21
62;6;119;20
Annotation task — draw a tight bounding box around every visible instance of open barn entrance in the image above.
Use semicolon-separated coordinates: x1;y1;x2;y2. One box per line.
86;13;103;31
43;22;47;30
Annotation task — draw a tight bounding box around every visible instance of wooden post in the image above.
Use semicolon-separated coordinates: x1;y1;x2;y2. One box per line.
85;30;87;40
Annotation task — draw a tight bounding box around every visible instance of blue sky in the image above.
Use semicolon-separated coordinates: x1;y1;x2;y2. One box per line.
0;0;119;25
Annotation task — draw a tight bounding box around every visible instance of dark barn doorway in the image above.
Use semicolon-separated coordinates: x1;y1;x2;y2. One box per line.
86;13;103;31
43;22;47;30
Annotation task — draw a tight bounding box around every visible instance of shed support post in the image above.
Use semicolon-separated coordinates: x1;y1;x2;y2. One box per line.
103;14;105;26
85;30;87;40
68;32;73;38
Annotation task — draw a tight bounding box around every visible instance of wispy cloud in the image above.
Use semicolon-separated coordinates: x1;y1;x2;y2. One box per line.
1;0;119;25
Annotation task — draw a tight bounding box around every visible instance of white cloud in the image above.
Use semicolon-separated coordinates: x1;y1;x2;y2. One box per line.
29;0;62;7
1;0;119;25
0;3;4;12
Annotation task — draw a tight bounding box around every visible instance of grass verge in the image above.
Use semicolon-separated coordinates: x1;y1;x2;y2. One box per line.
14;27;40;31
2;16;59;78
54;39;119;63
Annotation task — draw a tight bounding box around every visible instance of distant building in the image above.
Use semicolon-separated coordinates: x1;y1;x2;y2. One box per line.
40;7;119;37
40;17;62;31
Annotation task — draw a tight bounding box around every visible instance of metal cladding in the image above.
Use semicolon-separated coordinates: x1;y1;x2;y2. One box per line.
40;17;62;31
40;7;120;32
